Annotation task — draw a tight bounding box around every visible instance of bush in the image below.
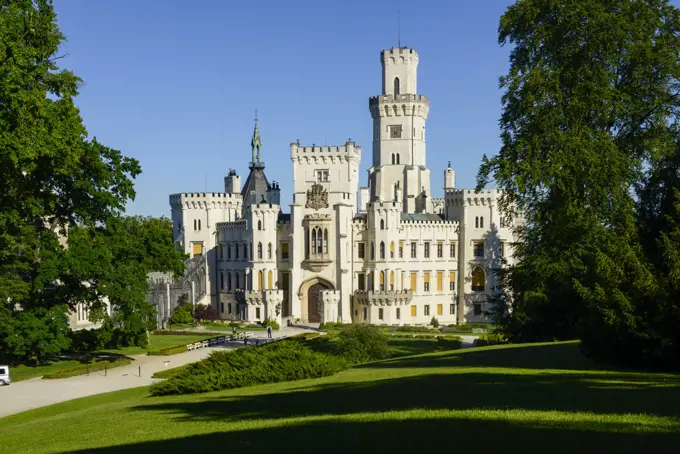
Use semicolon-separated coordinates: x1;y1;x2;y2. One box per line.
437;336;462;350
430;317;439;328
336;325;390;364
170;301;194;325
147;345;189;356
43;358;132;379
262;318;280;330
150;330;223;336
477;334;509;347
149;340;347;396
395;325;434;333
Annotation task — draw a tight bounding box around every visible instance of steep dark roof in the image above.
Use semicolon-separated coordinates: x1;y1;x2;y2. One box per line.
400;213;445;222
277;212;291;223
241;162;271;205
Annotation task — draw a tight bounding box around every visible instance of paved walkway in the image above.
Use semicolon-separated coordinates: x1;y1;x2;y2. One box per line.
0;327;478;419
0;327;307;419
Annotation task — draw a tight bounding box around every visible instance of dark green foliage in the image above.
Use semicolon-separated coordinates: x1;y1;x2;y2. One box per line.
69;322;128;352
336;325;390;364
170;300;194;325
430;317;439;328
42;358;132;379
477;334;509;347
478;0;680;369
148;341;348;396
150;330;223;336
147;345;188;356
262;317;280;330
4;305;71;363
395;325;435;333
436;337;462;350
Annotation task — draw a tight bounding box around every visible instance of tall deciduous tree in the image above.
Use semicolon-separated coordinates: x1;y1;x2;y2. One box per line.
478;0;680;367
0;0;141;306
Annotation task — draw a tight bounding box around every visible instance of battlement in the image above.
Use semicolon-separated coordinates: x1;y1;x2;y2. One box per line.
369;94;429;104
290;140;361;158
169;192;243;210
381;47;419;63
216;220;247;232
366;201;402;211
445;188;503;198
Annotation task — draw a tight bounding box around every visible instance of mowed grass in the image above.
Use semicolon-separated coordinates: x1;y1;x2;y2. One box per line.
1;341;679;453
10;334;210;382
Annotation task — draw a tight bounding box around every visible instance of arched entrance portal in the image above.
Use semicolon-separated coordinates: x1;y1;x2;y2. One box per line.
307;283;326;323
298;277;334;323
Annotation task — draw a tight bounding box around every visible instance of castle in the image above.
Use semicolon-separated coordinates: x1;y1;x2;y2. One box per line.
169;46;521;326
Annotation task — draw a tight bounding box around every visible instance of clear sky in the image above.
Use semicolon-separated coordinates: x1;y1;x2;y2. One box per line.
52;0;517;217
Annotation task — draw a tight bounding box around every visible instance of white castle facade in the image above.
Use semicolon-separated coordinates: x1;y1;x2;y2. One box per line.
169;46;521;326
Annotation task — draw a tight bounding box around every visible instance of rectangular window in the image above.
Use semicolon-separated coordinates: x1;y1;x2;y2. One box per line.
410;242;417;258
424;242;430;258
378;308;384;320
410;272;417;292
371;243;375;260
363;307;368;320
396;308;401;320
256;307;261;319
424;305;430;316
398;241;404;258
358;242;365;259
437;304;443;316
410;305;417;317
474;303;482;316
220;244;224;259
228;303;232;314
358;274;365;290
424;272;430;292
227;244;232;260
282;242;289;259
437;271;443;292
450;242;456;258
450;304;455;315
474;241;484;258
192;242;203;256
316;170;329;182
500;242;505;257
235;244;239;259
450;271;455;291
437;242;443;258
220;302;225;313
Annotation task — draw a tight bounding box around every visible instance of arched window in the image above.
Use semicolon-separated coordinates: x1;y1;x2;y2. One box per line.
391;153;395;164
257;242;262;259
380;271;385;290
323;228;328;254
394;77;400;95
198;219;201;230
390;271;395;290
235;273;240;289
471;267;485;292
257;220;262;230
268;242;272;259
312;228;317;254
475;216;479;228
371;241;375;260
380;219;385;230
227;272;232;291
380;241;385;259
480;217;484;229
193;219;197;230
390;241;395;258
268;270;273;289
258;270;264;291
396;153;400;164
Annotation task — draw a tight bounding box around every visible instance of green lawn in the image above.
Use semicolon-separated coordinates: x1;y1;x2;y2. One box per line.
1;341;679;453
10;334;211;382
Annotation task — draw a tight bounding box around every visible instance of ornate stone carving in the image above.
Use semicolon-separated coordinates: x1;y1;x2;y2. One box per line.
305;184;329;210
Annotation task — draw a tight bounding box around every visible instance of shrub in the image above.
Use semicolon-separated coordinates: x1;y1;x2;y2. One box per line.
437;336;462;350
395;325;434;333
170;301;194;325
430;317;439;328
477;334;509;347
262;318;280;330
150;330;223;336
147;345;188;356
337;325;390;364
43;358;132;379
149;340;347;396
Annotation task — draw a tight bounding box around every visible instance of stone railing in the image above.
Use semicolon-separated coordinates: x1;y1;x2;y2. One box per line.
353;289;413;306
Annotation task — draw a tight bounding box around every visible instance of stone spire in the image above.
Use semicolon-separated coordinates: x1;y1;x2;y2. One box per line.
251;110;262;164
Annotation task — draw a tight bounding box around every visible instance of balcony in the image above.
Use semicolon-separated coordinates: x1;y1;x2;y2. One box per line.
303;252;333;272
353;289;413;307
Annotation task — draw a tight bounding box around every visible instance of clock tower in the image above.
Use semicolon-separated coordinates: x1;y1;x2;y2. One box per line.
368;46;431;213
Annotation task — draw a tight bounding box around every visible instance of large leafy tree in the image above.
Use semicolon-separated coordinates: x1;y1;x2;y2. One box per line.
0;0;141;307
478;0;680;367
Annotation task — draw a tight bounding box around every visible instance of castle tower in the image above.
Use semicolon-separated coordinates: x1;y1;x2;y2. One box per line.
368;47;431;213
241;117;272;212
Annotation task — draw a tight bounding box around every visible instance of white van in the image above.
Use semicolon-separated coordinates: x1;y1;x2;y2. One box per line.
0;365;10;386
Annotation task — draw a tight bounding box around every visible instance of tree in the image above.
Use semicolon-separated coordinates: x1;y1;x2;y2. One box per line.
478;0;680;367
5;305;71;363
0;1;141;306
171;297;194;325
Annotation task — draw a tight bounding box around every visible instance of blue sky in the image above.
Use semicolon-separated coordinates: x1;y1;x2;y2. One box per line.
52;0;517;217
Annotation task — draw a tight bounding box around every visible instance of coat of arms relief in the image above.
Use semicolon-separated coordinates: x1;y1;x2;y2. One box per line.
305;184;329;210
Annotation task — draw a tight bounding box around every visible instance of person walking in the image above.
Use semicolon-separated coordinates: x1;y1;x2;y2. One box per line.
267;325;273;339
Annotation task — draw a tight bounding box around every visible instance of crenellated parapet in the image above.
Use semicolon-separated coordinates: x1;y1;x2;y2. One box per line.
290;140;361;165
354;289;413;307
369;94;429;119
170;192;244;210
381;46;419;64
444;188;503;207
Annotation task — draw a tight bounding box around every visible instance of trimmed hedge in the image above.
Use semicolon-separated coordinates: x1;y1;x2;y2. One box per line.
477;334;509;347
437;336;462;350
42;358;132;379
150;330;224;336
149;340;347;396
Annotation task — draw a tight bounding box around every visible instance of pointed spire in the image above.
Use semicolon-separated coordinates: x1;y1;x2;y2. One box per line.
251;110;262;163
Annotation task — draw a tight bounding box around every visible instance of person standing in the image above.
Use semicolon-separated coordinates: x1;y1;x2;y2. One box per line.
267;325;272;339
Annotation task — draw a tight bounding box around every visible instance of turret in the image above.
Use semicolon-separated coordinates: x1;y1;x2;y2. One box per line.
267;181;281;205
225;169;241;194
445;161;455;190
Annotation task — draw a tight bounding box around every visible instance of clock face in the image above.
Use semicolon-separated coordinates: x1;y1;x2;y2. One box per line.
390;125;402;138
